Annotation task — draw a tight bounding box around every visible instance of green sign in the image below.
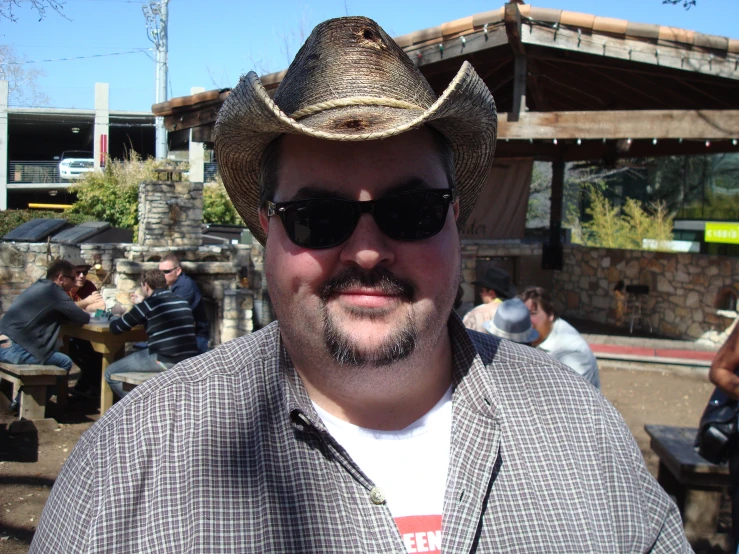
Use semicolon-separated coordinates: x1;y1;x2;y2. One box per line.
705;222;739;244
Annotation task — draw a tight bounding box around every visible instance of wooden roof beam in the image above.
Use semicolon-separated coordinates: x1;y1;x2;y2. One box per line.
504;3;526;121
523;24;739;81
498;109;739;140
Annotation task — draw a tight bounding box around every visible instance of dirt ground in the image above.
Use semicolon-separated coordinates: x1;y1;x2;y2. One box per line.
0;366;721;553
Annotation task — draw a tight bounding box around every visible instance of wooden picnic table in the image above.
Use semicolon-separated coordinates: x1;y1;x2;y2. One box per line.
61;320;147;415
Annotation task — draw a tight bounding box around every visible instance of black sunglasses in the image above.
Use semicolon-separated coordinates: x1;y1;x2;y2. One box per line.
265;188;457;249
75;269;89;276
161;267;179;275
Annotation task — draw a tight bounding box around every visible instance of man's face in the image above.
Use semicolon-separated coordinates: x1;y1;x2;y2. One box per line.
525;299;554;347
479;287;497;304
74;266;89;288
260;129;461;368
56;270;76;292
158;260;181;287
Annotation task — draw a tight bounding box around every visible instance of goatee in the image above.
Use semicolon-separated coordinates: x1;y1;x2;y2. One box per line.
320;268;418;367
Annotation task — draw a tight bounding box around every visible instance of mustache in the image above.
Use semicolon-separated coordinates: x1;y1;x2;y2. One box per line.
319;268;415;301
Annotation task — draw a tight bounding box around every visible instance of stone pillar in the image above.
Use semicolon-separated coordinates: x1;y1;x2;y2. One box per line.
0;80;8;210
221;289;254;343
94;83;110;171
137;179;203;247
188;86;205;183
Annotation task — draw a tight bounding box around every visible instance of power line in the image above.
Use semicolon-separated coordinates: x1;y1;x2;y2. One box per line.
0;49;154;65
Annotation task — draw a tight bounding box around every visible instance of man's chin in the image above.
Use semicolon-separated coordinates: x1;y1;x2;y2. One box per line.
322;310;418;368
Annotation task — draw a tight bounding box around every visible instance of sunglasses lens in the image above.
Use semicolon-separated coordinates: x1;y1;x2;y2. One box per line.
374;191;449;240
282;199;358;249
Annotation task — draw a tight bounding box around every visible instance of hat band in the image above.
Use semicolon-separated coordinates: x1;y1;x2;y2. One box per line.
290;96;425;121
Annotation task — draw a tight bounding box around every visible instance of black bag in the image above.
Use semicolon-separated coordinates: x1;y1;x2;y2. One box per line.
695;387;739;464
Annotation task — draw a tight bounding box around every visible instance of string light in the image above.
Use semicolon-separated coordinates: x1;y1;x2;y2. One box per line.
460;36;466;49
577;138;582;145
652;138;658;145
733;139;738;146
626;138;632;145
553;138;558;145
706;140;711;148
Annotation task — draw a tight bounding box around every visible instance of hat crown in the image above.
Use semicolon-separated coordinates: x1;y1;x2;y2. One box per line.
274;17;437;120
493;299;532;335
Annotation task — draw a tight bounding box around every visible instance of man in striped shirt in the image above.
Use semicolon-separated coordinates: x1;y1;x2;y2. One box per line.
104;269;199;398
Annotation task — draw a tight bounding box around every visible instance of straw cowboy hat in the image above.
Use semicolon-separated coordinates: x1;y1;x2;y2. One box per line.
484;298;539;344
215;16;497;245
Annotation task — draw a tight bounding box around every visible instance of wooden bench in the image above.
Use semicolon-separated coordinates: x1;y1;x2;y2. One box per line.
109;372;160;393
645;424;730;545
0;362;69;423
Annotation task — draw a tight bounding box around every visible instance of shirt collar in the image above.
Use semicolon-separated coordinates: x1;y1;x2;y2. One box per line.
280;312;501;431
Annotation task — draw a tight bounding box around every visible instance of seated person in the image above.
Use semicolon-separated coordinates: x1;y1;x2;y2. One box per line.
64;257;105;396
104;269;200;398
159;253;210;353
521;286;601;389
0;260;90;409
66;257;105;313
483;298;539;346
462;267;517;333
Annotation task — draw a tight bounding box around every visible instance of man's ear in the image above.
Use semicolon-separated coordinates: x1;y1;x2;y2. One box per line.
258;208;270;237
453;198;460;221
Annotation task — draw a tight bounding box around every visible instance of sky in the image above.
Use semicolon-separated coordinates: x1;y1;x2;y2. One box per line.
2;0;738;112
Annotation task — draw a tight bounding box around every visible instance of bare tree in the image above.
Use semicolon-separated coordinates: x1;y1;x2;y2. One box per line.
662;0;696;9
0;45;49;106
0;0;66;22
277;8;311;67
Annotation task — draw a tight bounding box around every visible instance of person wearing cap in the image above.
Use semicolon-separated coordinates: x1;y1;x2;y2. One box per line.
31;17;688;553
521;286;601;389
483;298;539;346
66;256;105;313
462;267;517;333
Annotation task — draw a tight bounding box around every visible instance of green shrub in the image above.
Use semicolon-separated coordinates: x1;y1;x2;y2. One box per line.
203;181;244;225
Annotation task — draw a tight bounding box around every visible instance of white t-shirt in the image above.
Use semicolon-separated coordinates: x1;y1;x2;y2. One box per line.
314;387;453;553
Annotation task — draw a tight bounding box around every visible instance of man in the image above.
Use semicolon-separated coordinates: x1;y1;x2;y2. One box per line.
708;323;739;551
63;257;105;396
103;269;199;398
159;253;210;353
483;298;539;346
32;17;689;553
521;286;601;389
0;259;89;408
462;267;516;333
65;257;105;313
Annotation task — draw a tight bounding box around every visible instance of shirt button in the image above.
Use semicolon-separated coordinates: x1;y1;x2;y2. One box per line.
370;487;386;505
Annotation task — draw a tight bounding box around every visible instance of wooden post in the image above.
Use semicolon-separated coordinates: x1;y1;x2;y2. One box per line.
543;159;565;270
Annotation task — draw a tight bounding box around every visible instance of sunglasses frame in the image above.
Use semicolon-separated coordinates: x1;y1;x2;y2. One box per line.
265;188;457;249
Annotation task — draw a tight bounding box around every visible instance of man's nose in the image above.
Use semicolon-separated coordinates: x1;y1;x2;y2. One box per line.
339;213;395;269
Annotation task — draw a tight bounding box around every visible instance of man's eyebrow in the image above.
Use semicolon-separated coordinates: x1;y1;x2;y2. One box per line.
282;178;439;202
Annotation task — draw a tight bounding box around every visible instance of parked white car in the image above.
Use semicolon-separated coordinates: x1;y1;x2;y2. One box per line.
57;150;94;180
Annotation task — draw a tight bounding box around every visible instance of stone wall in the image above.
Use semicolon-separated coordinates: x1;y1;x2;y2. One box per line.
137;179;203;247
460;241;553;305
0;242;130;315
552;245;737;341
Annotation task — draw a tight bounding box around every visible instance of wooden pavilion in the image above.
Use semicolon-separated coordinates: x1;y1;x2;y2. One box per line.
153;2;739;263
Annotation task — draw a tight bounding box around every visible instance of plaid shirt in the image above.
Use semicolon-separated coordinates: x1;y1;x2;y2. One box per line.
31;317;691;553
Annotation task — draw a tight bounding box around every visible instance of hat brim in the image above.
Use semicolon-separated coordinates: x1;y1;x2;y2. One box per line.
215;61;497;245
471;280;517;299
484;320;539;344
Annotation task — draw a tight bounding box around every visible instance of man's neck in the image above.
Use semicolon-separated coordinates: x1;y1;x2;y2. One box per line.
286;326;454;431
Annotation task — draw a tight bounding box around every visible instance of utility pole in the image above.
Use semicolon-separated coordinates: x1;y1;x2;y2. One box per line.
143;0;169;160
